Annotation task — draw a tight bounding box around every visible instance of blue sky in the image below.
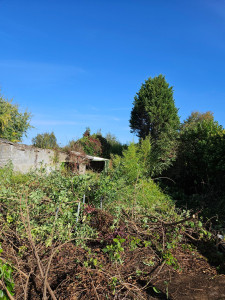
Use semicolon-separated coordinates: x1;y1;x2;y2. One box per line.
0;0;225;145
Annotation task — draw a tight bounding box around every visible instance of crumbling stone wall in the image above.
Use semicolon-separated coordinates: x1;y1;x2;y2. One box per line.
0;139;68;173
0;139;110;174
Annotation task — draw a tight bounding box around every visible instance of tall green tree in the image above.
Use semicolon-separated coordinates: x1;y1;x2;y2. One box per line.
130;75;180;175
32;132;58;149
0;93;31;142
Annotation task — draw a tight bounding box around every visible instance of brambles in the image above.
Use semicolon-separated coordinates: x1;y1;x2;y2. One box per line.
0;161;225;299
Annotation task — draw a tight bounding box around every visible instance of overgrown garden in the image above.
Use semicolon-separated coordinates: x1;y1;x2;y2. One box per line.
0;75;225;299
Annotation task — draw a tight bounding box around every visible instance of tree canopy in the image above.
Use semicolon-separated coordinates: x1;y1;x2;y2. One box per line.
0;93;31;142
32;132;58;149
130;74;180;140
130;75;180;175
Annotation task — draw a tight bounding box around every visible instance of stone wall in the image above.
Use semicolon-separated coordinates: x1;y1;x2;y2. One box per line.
0;139;69;173
0;139;110;174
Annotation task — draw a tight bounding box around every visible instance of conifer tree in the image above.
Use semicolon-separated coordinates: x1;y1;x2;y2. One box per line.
130;75;180;175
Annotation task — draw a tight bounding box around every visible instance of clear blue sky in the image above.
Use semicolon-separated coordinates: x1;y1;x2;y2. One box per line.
0;0;224;146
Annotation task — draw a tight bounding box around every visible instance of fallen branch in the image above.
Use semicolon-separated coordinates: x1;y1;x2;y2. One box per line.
150;210;201;227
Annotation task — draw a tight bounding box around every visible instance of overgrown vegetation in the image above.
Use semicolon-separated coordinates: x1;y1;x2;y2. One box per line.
64;128;126;158
1;76;225;298
0;140;224;299
162;111;225;229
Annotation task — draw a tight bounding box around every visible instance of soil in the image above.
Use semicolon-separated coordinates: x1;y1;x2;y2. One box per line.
2;209;225;299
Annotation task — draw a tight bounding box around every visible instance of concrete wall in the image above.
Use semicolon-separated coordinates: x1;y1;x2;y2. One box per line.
0;139;68;173
0;139;109;174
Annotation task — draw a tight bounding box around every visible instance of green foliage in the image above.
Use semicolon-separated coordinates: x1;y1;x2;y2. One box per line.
129;236;141;251
99;140;176;222
112;138;151;183
105;133;126;157
66;129;125;158
1;151;219;297
162;251;179;269
103;236;125;263
130;75;180;175
109;276;119;295
67;129;102;156
173;111;225;194
0;244;14;299
0;93;31;142
32;131;58;149
0;165;98;244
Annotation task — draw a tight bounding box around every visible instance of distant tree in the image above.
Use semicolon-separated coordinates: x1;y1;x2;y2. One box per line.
83;127;91;137
32;132;58;149
130;75;180;175
96;134;111;158
65;130;126;158
0;93;31;142
105;133;126;157
67;129;102;156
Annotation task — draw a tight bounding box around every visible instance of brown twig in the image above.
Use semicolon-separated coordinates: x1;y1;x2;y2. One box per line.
87;269;100;300
43;205;60;299
140;261;166;290
152;176;176;184
151;210;201;227
184;232;198;241
24;272;31;300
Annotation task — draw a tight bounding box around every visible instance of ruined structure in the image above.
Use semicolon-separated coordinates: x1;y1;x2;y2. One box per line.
0;139;108;174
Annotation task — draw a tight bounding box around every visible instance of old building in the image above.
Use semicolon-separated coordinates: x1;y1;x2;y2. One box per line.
0;139;108;174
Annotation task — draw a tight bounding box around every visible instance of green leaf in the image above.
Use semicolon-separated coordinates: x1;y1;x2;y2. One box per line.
153;286;161;293
0;290;4;298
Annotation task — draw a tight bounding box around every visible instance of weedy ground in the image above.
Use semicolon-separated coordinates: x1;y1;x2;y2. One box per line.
0;165;225;299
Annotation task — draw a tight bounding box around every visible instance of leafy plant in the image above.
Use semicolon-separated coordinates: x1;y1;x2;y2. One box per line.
109;276;119;295
0;244;14;299
129;236;141;251
143;259;155;267
163;251;179;270
103;236;125;264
